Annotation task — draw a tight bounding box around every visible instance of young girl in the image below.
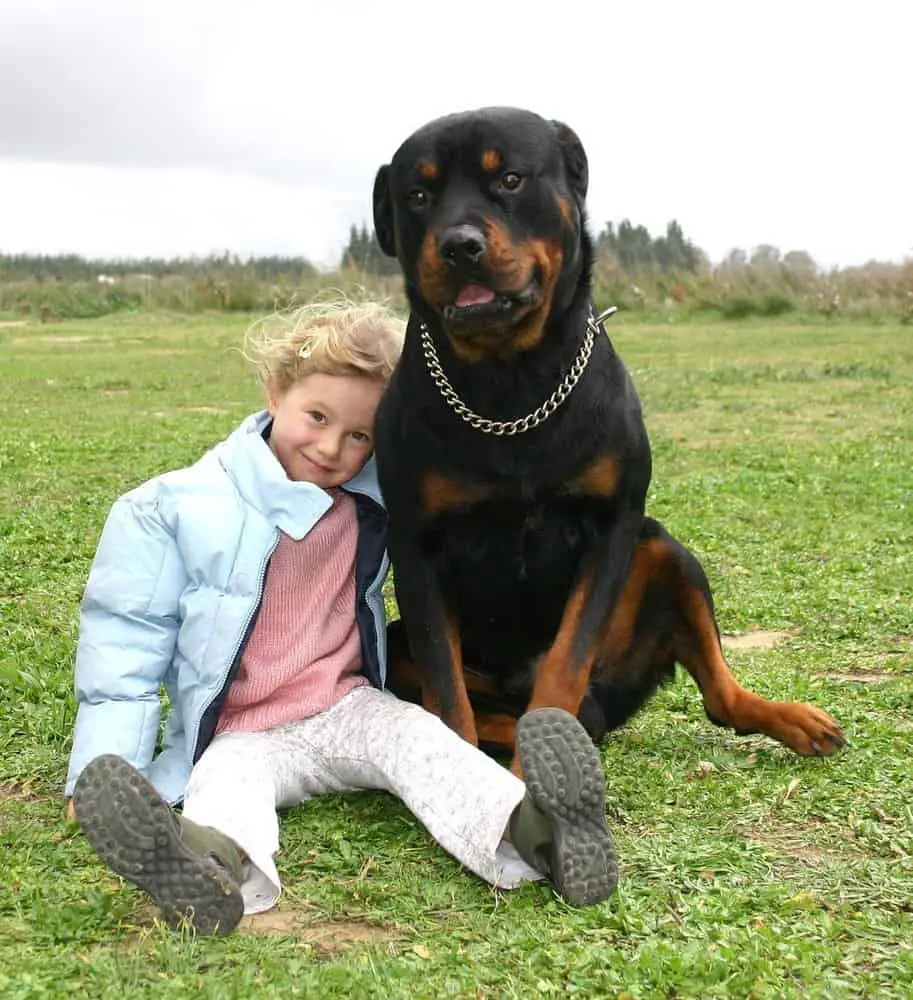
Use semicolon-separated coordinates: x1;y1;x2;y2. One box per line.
66;300;617;935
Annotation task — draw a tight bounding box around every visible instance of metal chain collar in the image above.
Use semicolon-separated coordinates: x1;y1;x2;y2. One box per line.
419;306;617;436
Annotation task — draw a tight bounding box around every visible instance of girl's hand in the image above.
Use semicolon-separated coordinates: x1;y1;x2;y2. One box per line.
66;799;77;821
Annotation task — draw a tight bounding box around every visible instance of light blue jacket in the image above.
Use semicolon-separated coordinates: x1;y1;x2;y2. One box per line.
65;411;390;804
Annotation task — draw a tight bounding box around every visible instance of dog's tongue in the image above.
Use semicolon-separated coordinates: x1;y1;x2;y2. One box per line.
455;284;495;307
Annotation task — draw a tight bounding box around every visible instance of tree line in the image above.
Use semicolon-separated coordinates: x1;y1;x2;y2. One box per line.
0;220;889;283
3;222;910;326
0;251;317;283
339;220;706;275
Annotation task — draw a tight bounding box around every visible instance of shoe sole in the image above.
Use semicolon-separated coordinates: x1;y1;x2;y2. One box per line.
73;754;243;936
517;708;618;906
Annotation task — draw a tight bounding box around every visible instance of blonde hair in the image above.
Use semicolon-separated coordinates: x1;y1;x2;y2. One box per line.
243;298;405;395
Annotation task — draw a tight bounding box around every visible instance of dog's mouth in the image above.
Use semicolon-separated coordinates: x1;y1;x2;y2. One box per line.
441;281;540;330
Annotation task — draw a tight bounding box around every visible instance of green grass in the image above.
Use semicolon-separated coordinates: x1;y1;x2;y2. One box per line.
1;312;912;999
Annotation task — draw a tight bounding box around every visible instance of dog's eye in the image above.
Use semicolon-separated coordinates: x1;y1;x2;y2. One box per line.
407;189;430;208
500;172;523;192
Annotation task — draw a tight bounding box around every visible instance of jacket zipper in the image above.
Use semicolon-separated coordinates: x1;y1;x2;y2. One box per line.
189;531;279;763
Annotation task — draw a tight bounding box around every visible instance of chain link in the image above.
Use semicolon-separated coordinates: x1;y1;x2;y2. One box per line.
419;307;615;436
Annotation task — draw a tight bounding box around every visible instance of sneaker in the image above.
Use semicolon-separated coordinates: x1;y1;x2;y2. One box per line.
510;708;618;906
73;754;244;935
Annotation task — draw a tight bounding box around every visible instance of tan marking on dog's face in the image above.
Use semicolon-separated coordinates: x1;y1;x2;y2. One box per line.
417;159;438;181
480;149;502;172
506;236;563;355
483;220;535;287
417;229;453;309
438;223;564;362
415;216;564;363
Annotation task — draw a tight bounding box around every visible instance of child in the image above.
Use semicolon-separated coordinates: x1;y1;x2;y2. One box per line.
66;299;617;936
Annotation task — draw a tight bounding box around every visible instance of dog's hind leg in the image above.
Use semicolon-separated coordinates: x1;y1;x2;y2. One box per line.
660;531;845;756
584;520;845;756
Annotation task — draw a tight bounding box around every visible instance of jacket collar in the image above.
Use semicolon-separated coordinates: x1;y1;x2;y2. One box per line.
214;411;385;540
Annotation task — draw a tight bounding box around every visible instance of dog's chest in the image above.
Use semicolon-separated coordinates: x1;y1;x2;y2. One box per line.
424;492;606;594
419;493;609;663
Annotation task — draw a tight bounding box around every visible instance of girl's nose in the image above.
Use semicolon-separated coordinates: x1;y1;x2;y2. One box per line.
318;433;343;460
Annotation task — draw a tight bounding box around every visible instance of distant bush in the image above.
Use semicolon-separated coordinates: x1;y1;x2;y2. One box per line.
589;249;912;323
0;268;406;321
2;242;911;323
719;296;758;319
3;282;144;320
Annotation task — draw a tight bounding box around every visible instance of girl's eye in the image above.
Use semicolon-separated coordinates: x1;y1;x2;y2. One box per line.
351;431;371;444
500;171;523;192
408;189;430;208
308;411;327;425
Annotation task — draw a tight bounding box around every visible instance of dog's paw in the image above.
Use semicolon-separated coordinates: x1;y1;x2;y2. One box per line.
765;701;846;756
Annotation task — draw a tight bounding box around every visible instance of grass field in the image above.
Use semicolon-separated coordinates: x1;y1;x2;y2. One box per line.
1;311;911;999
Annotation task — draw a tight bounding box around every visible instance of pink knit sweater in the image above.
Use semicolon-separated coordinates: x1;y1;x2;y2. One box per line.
215;489;367;735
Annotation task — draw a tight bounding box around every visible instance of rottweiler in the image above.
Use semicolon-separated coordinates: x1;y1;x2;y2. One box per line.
372;106;844;772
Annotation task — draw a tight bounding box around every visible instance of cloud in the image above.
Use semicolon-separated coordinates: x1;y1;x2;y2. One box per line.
0;1;375;186
1;5;210;167
0;160;362;264
0;0;911;267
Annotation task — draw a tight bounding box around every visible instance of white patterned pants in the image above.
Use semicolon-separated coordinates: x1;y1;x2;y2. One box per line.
182;686;543;914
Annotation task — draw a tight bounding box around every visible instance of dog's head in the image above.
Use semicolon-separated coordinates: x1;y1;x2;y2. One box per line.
373;107;591;360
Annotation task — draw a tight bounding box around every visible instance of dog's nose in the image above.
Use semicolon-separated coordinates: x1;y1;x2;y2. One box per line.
439;225;486;266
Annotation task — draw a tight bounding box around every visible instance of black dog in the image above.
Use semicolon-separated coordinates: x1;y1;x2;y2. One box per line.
372;107;844;772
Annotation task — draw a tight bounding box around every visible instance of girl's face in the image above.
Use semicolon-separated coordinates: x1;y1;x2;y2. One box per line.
267;372;383;487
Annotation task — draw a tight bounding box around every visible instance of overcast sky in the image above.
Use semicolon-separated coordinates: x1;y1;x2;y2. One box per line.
0;0;910;269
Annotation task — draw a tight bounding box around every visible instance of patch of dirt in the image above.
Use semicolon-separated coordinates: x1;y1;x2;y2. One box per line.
741;826;851;867
179;406;230;414
722;630;792;651
10;333;98;347
130;904;395;952
0;320;28;328
0;780;42;802
853;645;912;663
819;669;894;684
240;913;395;952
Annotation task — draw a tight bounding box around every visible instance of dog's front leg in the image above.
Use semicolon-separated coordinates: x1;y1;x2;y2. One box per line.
389;530;478;746
518;510;643;772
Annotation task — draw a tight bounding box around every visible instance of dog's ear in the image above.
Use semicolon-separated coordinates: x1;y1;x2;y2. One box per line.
550;120;588;203
372;165;397;257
